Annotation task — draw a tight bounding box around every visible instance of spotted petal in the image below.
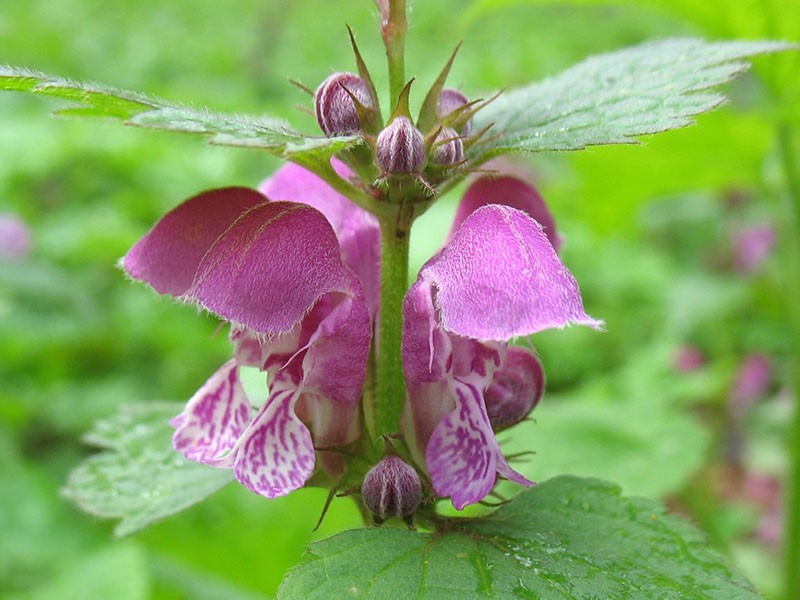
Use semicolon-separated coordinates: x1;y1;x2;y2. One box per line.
421;204;601;341
233;383;315;498
426;380;532;510
171;359;253;467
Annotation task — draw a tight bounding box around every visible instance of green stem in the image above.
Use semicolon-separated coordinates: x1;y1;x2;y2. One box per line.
779;123;800;600
289;156;395;219
374;203;412;440
382;0;407;107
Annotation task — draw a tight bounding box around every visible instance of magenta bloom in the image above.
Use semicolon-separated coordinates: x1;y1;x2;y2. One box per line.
733;224;775;274
123;163;598;507
402;186;600;508
123;179;374;498
0;213;32;262
730;353;773;415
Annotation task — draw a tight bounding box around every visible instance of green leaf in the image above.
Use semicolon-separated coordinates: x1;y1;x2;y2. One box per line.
0;66;358;163
504;396;709;498
63;402;233;536
17;543;150;600
278;476;758;599
469;38;792;160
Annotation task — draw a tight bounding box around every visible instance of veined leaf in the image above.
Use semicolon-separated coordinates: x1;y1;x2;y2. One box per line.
470;38;792;160
0;66;358;162
63;402;233;536
278;476;759;599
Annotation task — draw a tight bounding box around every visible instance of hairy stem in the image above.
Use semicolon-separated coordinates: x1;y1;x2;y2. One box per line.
779;123;800;600
374;204;412;441
381;0;407;108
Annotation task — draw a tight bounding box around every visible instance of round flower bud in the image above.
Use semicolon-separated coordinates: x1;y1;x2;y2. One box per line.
361;455;422;522
314;72;375;137
375;116;426;175
437;88;472;135
485;348;545;431
432;127;464;166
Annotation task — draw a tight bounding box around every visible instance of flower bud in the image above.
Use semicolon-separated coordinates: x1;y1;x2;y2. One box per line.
361;455;422;523
375;116;426;175
432;127;463;166
437;88;472;135
485;348;544;431
314;72;375;137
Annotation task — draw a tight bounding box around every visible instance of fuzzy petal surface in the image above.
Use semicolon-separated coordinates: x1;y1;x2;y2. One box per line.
188;201;359;334
171;359;253;467
451;176;562;251
261;161;381;316
421;205;601;341
302;294;372;406
122;187;266;296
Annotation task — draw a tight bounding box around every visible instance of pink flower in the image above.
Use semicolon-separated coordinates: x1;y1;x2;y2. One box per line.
674;345;706;373
730;353;773;416
401;187;599;508
733;225;775;274
122;162;599;507
123;182;374;498
0;213;32;262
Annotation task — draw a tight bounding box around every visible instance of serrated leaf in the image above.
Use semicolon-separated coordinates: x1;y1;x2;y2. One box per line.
0;66;358;163
278;476;758;599
63;402;233;536
469;38;792;160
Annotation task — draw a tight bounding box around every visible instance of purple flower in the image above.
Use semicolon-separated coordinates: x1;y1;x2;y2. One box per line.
123;177;373;498
730;353;773;416
122;164;599;507
733;224;775;274
0;213;32;262
401;184;600;508
674;344;706;373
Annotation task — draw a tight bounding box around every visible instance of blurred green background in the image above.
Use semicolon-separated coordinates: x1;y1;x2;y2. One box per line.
1;0;798;598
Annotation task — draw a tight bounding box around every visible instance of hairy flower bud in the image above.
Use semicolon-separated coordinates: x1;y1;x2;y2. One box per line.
437;88;472;135
314;72;375;137
375;116;426;175
432;127;463;166
361;455;422;523
485;348;545;431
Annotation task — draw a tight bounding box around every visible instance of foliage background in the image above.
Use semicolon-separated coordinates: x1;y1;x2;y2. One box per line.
0;0;797;597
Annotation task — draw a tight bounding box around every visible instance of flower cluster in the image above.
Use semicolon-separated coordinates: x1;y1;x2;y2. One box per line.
122;66;599;518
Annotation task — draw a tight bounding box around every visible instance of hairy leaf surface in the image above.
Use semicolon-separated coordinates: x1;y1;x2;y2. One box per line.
279;476;758;599
63;402;233;536
0;67;358;163
469;39;791;160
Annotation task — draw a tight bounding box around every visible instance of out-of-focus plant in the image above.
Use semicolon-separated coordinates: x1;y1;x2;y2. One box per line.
1;0;795;597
